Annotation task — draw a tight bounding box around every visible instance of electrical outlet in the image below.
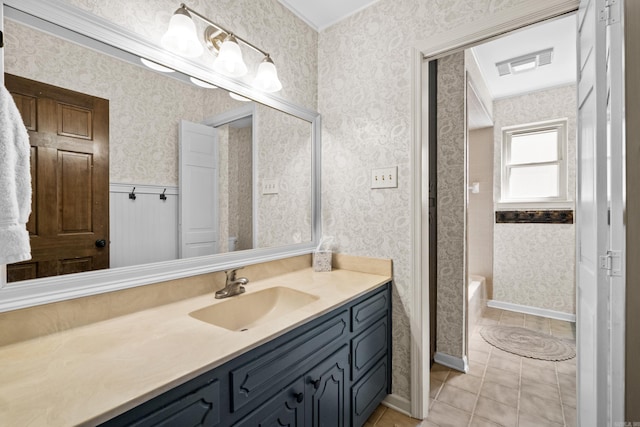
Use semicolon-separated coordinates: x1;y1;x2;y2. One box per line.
371;167;398;189
262;179;279;194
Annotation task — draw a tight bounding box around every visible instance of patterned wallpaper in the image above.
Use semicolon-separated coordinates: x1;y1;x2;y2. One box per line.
492;85;577;314
319;0;534;401
436;52;467;359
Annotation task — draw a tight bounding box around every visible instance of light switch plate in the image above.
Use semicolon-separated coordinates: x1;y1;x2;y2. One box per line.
371;167;398;189
262;179;279;194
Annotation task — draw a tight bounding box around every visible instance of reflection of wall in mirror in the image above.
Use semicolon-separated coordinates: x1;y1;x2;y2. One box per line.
256;104;312;248
228;126;253;251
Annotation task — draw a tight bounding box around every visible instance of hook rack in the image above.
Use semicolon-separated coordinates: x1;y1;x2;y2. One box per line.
160;189;167;201
129;187;136;200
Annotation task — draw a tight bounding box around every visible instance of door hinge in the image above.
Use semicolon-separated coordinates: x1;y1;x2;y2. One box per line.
599;250;622;276
600;0;621;25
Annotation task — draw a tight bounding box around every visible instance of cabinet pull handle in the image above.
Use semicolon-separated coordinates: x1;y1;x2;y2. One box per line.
294;392;304;403
311;379;321;389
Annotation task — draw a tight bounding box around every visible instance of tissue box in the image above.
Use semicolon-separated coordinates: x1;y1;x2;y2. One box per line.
313;250;332;272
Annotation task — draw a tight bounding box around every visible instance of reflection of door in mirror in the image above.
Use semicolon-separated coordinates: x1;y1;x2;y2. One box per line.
5;74;109;282
179;120;219;258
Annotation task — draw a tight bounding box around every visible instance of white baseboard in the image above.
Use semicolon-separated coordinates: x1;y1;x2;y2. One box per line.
488;300;576;322
434;352;469;373
382;394;412;417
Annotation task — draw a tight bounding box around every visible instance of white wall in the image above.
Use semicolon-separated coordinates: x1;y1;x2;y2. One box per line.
468;128;495;297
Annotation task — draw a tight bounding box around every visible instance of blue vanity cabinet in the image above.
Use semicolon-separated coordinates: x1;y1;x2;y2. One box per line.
100;281;391;427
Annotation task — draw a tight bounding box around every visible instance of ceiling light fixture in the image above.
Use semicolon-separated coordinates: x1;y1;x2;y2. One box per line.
496;48;554;76
162;3;282;92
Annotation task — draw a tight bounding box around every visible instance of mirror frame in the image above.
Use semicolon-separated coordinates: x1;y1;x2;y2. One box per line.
0;0;321;312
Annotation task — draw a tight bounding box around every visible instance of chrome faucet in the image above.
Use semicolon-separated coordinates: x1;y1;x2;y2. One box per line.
215;268;248;299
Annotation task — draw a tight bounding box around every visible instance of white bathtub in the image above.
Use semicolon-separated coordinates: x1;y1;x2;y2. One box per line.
468;275;487;334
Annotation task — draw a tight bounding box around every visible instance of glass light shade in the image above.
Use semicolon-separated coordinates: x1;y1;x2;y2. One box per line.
140;58;175;73
213;35;248;77
229;92;251;102
190;77;218;89
161;9;203;58
253;56;282;93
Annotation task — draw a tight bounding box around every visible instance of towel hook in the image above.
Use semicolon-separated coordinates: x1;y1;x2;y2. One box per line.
129;187;136;200
160;188;167;201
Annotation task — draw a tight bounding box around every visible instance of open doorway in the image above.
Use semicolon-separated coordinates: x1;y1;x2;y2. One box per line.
426;13;580;426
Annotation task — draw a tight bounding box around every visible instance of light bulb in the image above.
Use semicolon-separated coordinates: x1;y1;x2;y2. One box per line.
161;8;203;58
253;55;282;93
213;34;248;77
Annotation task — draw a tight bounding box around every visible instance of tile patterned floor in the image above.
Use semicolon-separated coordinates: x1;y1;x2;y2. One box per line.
365;307;577;427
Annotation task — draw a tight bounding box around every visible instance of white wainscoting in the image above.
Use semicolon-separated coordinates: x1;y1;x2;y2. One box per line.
109;183;179;268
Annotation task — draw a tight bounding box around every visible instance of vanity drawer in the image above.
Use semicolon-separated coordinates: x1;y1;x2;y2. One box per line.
351;316;388;381
101;378;220;427
351;285;389;332
230;310;348;412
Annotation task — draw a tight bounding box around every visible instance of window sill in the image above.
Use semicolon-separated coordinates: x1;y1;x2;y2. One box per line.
495;200;575;211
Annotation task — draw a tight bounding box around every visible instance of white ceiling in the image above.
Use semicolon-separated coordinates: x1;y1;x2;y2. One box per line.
277;0;380;31
470;14;577;100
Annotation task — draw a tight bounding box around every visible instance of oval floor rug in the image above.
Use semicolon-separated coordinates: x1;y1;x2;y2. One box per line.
480;325;576;361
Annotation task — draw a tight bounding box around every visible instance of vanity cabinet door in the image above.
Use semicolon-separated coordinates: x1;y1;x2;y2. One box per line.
233;378;305;427
305;345;349;427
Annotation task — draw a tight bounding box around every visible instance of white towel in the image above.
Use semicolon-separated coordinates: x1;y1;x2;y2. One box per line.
0;85;32;264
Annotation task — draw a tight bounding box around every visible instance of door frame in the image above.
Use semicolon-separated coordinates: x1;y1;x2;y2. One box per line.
203;103;259;250
409;0;580;419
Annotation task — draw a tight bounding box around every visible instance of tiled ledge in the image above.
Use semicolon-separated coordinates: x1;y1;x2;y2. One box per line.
495;210;574;224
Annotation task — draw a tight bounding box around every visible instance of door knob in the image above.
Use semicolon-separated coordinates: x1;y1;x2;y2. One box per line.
95;239;107;248
294;392;304;403
311;378;321;389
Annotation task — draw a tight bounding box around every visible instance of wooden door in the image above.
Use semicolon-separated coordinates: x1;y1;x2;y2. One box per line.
5;74;109;282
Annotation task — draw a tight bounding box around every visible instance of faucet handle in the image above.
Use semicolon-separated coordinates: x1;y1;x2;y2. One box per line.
225;267;244;281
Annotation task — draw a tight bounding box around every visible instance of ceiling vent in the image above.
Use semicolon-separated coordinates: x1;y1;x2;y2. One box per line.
496;48;554;76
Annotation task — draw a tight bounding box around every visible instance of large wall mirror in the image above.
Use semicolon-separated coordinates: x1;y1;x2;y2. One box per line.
0;0;321;311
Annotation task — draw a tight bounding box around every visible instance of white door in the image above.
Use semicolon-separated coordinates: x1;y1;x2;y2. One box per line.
605;0;626;423
576;0;609;425
179;120;219;258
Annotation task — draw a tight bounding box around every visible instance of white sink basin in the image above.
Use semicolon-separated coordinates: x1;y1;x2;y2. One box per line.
189;286;319;331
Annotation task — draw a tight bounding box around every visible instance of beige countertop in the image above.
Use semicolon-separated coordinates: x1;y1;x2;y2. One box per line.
0;267;391;426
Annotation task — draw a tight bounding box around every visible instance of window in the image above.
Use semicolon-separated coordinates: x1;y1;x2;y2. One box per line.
501;119;568;203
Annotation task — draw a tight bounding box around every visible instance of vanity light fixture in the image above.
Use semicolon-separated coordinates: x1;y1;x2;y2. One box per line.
162;4;283;92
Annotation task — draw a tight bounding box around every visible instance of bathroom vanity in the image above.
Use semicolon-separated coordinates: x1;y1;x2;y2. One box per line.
0;257;392;426
101;282;391;427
